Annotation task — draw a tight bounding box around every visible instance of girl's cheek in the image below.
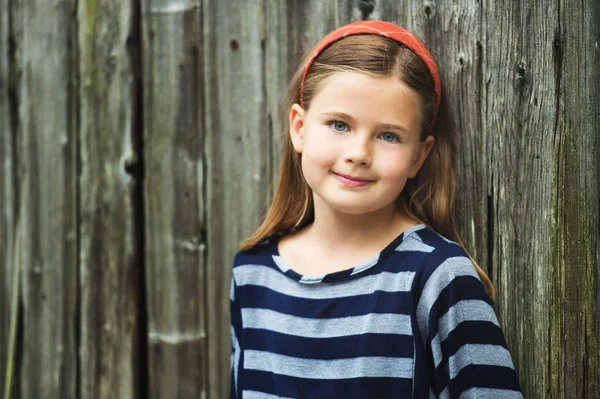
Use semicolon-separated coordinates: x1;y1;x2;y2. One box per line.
375;152;413;180
304;132;339;166
304;145;336;168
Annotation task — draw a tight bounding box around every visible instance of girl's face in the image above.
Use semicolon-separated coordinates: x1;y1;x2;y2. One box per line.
289;71;435;216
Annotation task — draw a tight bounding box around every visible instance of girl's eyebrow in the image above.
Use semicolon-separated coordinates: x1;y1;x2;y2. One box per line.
322;111;410;133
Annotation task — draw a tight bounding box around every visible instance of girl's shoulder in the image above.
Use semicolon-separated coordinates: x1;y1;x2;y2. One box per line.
398;225;481;280
401;224;467;257
401;227;490;306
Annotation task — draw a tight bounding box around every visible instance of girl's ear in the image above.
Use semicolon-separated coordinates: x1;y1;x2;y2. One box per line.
289;103;306;154
409;135;435;178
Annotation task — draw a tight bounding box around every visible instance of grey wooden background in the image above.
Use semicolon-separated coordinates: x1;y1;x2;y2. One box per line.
1;0;598;398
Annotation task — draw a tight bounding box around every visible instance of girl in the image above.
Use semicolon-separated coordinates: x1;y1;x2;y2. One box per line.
229;20;522;399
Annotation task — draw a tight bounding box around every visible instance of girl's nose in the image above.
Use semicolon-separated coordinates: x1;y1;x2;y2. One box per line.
344;136;372;166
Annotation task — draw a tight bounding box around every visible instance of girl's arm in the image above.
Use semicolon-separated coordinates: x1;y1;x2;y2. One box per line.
416;250;523;398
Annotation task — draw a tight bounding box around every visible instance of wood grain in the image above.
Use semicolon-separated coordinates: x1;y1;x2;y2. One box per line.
15;0;78;397
483;0;600;396
0;0;16;395
78;1;142;398
552;0;599;396
483;1;559;395
142;0;206;397
203;1;271;397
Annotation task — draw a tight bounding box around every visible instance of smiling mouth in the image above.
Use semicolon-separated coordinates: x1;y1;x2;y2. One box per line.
332;172;375;187
333;172;374;182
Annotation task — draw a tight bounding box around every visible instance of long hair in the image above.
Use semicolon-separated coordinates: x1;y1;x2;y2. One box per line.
240;34;495;301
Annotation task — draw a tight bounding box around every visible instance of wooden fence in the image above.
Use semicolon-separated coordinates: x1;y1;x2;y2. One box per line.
1;0;598;398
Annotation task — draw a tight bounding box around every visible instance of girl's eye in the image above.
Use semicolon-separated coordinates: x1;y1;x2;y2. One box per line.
329;120;348;132
380;132;400;143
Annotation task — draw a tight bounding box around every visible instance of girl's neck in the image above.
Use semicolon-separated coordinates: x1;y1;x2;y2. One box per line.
305;194;420;255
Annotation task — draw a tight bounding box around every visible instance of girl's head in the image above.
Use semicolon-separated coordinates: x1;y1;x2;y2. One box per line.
241;21;495;300
289;69;434;218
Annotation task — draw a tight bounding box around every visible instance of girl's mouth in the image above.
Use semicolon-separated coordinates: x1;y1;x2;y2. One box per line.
332;172;375;187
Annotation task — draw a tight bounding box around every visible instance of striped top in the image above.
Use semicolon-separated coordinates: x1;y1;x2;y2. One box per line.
229;224;522;398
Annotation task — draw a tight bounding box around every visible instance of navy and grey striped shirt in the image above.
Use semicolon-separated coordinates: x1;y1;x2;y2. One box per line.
229;224;522;398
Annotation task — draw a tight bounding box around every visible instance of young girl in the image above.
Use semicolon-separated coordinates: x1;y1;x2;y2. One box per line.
229;20;522;399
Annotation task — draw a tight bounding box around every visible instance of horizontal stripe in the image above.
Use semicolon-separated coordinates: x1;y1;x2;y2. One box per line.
234;264;415;299
243;369;413;398
449;364;522;393
427;277;494;327
396;237;435;252
244;329;414;359
459;387;523;399
416;256;480;342
432;300;500;367
245;350;413;379
438;321;509;370
449;344;515;380
441;236;459;245
242;308;413;338
243;390;295;399
239;284;412;318
412;228;459;247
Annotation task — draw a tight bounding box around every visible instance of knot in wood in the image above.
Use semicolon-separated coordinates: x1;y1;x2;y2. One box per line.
358;0;376;19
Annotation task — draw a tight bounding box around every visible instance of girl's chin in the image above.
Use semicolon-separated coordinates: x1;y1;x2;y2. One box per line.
319;197;397;216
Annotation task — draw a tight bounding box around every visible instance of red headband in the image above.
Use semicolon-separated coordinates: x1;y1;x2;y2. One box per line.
299;20;441;125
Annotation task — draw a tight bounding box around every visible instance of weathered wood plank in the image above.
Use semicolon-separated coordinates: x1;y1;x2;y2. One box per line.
77;1;142;398
0;0;17;395
141;0;207;397
15;0;78;397
1;2;23;396
204;0;274;397
554;0;599;396
484;1;559;397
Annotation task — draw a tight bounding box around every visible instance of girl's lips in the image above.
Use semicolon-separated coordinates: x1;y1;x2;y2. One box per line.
332;172;375;187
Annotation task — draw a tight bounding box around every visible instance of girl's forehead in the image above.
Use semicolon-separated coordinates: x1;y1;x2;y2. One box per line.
308;72;422;128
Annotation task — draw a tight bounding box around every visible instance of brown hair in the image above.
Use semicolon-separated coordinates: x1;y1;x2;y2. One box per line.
240;34;495;301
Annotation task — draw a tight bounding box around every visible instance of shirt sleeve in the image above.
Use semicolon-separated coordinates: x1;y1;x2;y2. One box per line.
229;271;243;399
415;250;523;398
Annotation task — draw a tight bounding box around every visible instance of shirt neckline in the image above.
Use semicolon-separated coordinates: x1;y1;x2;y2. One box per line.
268;223;428;284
